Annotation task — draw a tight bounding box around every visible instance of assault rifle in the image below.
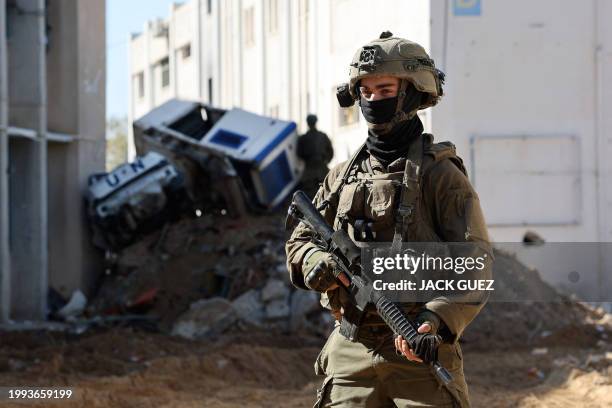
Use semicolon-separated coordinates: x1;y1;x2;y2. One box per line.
286;190;453;386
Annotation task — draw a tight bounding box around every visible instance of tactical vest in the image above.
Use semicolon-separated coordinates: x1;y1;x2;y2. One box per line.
318;133;468;341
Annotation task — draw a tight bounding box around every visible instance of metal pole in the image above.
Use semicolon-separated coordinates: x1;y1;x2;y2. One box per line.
0;0;11;323
33;0;48;321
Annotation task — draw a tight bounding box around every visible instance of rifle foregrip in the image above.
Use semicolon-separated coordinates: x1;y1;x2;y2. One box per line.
375;297;419;344
374;297;453;386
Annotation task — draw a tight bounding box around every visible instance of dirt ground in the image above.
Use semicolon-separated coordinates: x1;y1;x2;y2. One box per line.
0;327;610;408
9;215;609;407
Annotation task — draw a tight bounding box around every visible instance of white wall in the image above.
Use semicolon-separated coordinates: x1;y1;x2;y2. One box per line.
430;0;610;244
173;1;198;100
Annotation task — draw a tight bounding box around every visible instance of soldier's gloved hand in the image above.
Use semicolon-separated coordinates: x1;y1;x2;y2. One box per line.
409;332;442;364
416;309;442;335
302;250;340;292
394;310;443;364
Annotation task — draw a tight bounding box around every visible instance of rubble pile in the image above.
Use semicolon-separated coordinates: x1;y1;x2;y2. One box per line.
89;212;332;338
465;248;610;350
86;212;610;350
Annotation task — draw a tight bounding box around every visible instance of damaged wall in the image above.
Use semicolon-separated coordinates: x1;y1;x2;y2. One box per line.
0;0;106;321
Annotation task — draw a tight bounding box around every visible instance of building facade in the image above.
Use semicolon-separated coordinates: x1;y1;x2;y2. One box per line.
0;0;106;322
128;0;430;161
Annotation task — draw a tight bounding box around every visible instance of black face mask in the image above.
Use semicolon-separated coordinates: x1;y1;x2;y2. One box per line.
359;83;425;128
359;96;399;124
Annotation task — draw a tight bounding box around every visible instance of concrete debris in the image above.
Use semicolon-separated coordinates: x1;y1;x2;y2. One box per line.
527;367;546;380
531;347;549;356
171;298;236;340
289;290;321;332
265;299;291;320
57;290;87;320
463;248;610;349
7;359;26;372
553;356;581;368
274;263;288;277
261;279;290;303
585;353;612;367
232;290;265;326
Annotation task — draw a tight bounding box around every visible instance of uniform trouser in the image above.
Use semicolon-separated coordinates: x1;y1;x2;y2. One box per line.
313;325;470;408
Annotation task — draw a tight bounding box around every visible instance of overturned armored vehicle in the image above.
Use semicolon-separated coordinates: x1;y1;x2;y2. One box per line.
87;99;303;250
87;152;184;250
134;99;303;212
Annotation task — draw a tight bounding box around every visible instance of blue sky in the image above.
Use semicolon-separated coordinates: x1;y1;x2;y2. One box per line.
106;0;183;119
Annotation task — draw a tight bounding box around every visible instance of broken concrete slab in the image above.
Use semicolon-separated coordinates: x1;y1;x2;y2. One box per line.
171;297;236;340
261;279;290;303
265;299;290;320
289;290;320;332
232;289;265;326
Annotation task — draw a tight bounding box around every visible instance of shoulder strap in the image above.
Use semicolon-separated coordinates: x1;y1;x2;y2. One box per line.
318;143;367;211
421;134;468;178
391;158;420;253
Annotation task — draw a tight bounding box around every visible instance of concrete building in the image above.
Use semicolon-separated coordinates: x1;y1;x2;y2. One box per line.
0;0;106;322
128;0;429;160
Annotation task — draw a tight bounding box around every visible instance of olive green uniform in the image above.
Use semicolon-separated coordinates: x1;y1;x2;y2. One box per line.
297;128;334;199
285;134;492;407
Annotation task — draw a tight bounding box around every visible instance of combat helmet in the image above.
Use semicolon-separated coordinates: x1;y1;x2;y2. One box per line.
337;31;445;133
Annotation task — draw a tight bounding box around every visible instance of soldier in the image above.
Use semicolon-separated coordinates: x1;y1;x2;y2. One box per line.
286;31;492;407
297;114;334;199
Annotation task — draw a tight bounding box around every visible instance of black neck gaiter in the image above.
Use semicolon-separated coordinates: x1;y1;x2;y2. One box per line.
365;115;424;167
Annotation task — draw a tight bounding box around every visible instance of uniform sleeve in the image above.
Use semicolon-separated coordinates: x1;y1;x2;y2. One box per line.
421;159;493;342
285;162;345;289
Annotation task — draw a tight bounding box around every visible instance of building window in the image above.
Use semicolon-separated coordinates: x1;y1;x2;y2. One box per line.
207;0;212;14
244;6;255;47
267;0;278;34
160;57;170;88
135;72;145;99
180;44;191;60
208;78;213;104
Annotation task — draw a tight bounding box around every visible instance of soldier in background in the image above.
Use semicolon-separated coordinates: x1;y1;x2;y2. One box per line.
296;114;334;199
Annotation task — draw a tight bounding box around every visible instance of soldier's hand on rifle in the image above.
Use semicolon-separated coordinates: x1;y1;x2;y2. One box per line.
394;310;442;364
302;250;350;292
